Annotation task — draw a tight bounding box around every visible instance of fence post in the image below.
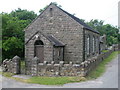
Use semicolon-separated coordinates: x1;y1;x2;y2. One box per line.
12;55;21;74
31;57;39;76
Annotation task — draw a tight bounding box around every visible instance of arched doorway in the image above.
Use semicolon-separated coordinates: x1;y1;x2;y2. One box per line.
34;40;44;63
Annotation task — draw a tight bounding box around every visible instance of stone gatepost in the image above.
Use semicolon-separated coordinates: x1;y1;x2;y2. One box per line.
8;59;13;73
80;62;86;76
12;56;21;74
31;57;39;76
2;59;8;72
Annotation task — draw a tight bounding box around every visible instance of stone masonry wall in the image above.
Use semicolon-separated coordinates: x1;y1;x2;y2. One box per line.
2;44;118;77
30;45;118;77
2;56;21;74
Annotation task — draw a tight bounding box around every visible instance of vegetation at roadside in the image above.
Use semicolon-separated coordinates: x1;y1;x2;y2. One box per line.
2;72;16;77
26;76;86;85
86;51;119;80
1;51;119;85
1;71;86;85
118;51;120;54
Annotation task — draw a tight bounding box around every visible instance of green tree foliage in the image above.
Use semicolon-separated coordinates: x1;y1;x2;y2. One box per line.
39;5;49;13
10;8;37;21
2;9;37;60
87;19;104;35
87;19;119;46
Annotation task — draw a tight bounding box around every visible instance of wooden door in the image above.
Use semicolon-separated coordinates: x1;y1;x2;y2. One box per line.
35;45;44;63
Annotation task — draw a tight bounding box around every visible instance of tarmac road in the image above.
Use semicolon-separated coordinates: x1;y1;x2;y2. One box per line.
0;54;119;88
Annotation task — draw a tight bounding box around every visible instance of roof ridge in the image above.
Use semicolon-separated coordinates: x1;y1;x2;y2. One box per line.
24;3;99;34
55;5;99;34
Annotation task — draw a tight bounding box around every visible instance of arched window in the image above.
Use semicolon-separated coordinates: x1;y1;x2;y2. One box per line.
34;40;44;45
87;35;90;55
93;36;95;53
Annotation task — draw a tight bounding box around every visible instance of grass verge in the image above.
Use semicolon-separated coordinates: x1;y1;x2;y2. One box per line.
86;51;119;80
1;51;119;85
1;72;86;85
27;76;86;85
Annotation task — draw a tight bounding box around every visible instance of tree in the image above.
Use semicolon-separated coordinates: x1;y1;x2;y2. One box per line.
2;37;24;59
86;19;119;46
2;9;38;60
87;19;104;35
10;8;37;21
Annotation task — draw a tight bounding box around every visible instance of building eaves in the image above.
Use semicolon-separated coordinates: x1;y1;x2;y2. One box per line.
56;4;100;34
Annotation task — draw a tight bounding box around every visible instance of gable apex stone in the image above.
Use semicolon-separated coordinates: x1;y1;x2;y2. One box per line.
24;3;99;34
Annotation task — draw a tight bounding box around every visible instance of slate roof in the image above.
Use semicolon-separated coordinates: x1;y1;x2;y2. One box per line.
46;35;65;47
55;3;100;34
25;31;65;46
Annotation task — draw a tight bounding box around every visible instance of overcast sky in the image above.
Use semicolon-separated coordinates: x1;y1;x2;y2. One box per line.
0;0;119;26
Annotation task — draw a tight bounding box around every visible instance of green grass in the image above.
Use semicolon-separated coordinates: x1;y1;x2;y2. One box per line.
21;60;25;69
86;51;119;80
1;51;119;85
1;72;86;85
118;51;120;54
101;50;109;53
2;72;15;77
27;76;86;85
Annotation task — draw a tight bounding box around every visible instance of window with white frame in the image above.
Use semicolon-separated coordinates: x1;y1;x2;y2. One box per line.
87;36;90;55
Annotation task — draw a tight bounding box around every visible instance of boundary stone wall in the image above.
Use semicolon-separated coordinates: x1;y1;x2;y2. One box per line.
2;44;119;76
30;44;118;77
2;56;21;74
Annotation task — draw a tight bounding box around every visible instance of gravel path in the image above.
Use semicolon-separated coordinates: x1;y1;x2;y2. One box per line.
0;55;118;88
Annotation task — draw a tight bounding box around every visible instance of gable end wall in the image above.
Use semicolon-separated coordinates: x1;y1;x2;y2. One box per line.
25;4;84;66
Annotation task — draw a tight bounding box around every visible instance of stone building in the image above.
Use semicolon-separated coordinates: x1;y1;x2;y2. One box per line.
25;3;100;74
